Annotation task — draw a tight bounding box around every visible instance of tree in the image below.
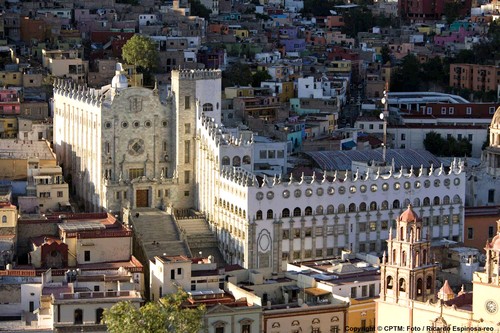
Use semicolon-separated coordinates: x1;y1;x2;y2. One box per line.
391;54;421;92
380;45;391;65
252;70;272;87
222;62;253;88
189;0;212;20
103;289;205;333
423;131;445;156
122;35;159;72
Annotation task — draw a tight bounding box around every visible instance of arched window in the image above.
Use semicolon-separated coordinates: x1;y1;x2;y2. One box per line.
387;276;393;289
402;250;407;266
393;200;400;209
96;308;104;324
359;202;367;212
426;276;432;291
413;198;421;207
400;227;404;241
243;155;251;164
348;203;356;212
233;156;241;167
433;196;440;205
392;249;397;264
267;209;273;219
74;309;83;324
370;201;377;211
443;195;450;204
453;195;461;204
293;207;301;217
338;204;345;214
403;198;411;207
305;206;312;216
327;205;334;214
316;205;324;215
282;208;290;218
423;249;427;265
416;278;423;296
256;210;262;220
1;215;6;223
222;156;230;165
203;103;213;111
381;200;389;210
399;278;406;292
423;197;430;206
415;250;420;266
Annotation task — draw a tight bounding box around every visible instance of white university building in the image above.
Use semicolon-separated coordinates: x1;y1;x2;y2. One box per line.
53;67;467;274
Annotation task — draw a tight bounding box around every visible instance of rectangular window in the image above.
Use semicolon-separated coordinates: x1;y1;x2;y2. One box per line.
369;283;375;297
350;287;357;298
401;133;406;141
449;107;454;114
370;243;376;252
331;326;339;333
379;124;383;130
433;216;440;225
268;150;275;159
84;251;90;262
468;134;473;141
282;252;289;260
427;107;432;114
466;107;472;115
441;107;446;114
489;226;494;238
282;229;289;239
304;249;312;258
467;227;473;240
184;141;190;163
316;226;323;236
305;227;312;237
359;223;366;232
57;191;63;197
316;249;323;257
381;220;388;230
294;228;301;238
184;171;190;184
362;285;367;297
327;248;334;256
241;324;251;333
293;251;300;259
129;168;144;179
184;96;190;109
359;243;366;252
442;215;449;224
327;225;334;235
488;189;495;203
489;107;495;114
259;150;267;159
158;189;163;197
452;214;459;224
184;191;190;196
369;222;377;231
184;123;191;134
277;150;284;158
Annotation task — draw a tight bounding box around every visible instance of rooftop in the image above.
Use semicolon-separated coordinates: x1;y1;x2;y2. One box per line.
0;139;55;160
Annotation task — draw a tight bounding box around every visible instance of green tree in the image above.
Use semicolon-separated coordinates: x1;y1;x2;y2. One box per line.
122;35;159;72
391;54;421;91
222;62;253;88
103;289;205;333
423;131;445;155
380;45;391;65
252;70;272;87
189;0;212;19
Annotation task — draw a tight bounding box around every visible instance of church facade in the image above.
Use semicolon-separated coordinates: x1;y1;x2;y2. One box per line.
53;68;467;273
377;206;500;331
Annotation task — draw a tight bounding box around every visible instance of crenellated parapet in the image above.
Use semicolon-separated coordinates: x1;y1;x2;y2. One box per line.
199;115;253;148
53;78;104;106
176;68;222;80
218;158;465;189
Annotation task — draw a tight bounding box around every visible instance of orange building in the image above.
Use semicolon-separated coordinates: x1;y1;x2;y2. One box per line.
450;63;499;92
464;206;500;252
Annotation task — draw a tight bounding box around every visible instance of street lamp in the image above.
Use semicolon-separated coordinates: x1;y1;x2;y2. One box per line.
380;83;389;164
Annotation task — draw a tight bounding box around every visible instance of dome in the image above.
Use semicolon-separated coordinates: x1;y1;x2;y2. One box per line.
398;204;420;223
111;63;128;90
488;233;500;251
491;106;500;130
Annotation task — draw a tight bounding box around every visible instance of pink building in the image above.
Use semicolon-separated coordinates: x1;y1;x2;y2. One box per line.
434;27;475;46
0;89;20;115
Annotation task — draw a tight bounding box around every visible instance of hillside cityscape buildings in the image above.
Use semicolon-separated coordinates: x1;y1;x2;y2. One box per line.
0;0;499;332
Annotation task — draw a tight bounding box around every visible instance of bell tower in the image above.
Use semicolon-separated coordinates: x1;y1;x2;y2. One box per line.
380;205;437;304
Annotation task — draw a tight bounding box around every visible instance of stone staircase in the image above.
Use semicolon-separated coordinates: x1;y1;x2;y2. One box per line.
176;217;225;265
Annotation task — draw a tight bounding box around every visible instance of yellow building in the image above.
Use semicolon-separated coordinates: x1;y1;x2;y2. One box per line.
376;206;500;331
0;117;18;138
348;298;376;331
327;60;352;74
234;29;249;39
0;139;57;181
224;86;255;99
0;70;23;86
